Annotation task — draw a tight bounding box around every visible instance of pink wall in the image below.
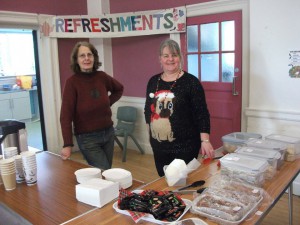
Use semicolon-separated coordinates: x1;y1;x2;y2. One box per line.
110;0;213;13
110;0;214;97
112;35;167;97
0;0;87;15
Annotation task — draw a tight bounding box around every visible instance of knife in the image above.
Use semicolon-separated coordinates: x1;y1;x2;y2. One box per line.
171;187;206;194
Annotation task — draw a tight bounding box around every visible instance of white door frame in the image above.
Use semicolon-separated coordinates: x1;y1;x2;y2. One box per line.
0;11;63;154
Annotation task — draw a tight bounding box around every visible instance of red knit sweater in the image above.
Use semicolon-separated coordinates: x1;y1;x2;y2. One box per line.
60;71;124;147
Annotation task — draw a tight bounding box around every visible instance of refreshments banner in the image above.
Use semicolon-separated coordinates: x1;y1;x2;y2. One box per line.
39;7;186;38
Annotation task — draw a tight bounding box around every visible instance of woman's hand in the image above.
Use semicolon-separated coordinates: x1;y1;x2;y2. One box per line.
61;146;72;160
200;141;215;159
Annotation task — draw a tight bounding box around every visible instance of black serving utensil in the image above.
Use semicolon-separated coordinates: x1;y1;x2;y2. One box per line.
172;187;207;194
176;180;205;191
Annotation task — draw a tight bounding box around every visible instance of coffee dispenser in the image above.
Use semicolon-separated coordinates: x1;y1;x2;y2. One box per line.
0;120;28;155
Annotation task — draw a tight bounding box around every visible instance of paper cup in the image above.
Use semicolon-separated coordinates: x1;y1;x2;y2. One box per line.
23;167;37;186
1;172;16;191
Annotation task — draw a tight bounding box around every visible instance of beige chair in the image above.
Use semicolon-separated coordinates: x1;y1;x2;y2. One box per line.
114;106;145;162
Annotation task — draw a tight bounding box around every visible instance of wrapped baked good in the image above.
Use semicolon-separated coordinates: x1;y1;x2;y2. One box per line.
203;188;257;211
217;180;263;201
118;189;186;222
194;193;246;222
191;180;265;225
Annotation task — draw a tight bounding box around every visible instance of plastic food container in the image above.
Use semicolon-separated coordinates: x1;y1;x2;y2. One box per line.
220;153;268;187
246;139;287;167
265;134;300;161
235;146;281;179
222;132;262;153
191;181;263;225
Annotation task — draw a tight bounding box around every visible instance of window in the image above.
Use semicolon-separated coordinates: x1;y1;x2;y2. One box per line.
0;29;36;76
186;20;235;82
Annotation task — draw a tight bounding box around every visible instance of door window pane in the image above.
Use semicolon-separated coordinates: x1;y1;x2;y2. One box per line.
222;53;235;82
201;54;219;81
200;23;219;52
222;21;235;51
187;25;198;52
0;29;35;76
187;54;199;78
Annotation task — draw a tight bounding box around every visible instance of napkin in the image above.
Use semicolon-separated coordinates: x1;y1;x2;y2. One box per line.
164;158;201;186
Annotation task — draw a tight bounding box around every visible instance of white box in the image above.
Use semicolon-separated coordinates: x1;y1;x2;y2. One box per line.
293;180;300;196
76;178;119;208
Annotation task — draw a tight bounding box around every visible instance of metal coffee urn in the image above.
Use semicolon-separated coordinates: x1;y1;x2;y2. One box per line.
0;120;28;155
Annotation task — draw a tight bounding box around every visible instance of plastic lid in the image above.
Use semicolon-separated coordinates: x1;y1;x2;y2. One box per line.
220;153;269;172
235;146;281;160
222;132;262;144
266;134;300;144
246;139;287;150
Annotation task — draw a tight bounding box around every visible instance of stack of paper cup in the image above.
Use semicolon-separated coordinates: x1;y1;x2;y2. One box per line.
0;158;17;191
13;155;25;183
3;147;18;159
21;151;37;186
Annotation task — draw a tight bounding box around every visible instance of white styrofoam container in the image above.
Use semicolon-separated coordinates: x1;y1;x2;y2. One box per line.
76;178;119;208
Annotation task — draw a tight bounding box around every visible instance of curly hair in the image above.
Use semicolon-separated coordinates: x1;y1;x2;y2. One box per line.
70;41;102;73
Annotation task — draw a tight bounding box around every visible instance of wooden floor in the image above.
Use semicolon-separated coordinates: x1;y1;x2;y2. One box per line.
71;147;300;225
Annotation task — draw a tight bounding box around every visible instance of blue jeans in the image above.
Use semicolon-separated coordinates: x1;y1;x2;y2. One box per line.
76;126;114;170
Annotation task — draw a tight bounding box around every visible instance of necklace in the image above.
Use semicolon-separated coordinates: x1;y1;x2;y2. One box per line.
149;69;182;99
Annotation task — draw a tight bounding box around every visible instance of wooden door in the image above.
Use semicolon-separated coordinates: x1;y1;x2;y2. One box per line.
181;11;242;148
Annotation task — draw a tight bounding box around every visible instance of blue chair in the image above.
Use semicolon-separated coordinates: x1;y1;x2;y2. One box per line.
114;106;145;162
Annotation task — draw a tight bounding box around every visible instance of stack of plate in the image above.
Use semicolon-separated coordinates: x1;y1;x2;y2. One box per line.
102;168;132;189
74;168;102;184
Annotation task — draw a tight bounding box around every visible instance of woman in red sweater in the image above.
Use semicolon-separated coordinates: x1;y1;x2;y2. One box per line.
60;41;123;170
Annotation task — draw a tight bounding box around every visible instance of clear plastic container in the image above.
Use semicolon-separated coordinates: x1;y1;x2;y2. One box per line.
246;138;287;167
235;146;281;179
191;180;264;225
220;153;268;187
265;134;300;161
222;132;262;153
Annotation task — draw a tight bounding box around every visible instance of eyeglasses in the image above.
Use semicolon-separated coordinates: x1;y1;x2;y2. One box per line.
161;53;179;59
78;53;94;59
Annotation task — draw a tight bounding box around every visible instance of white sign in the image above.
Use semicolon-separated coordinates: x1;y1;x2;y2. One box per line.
39;7;186;38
